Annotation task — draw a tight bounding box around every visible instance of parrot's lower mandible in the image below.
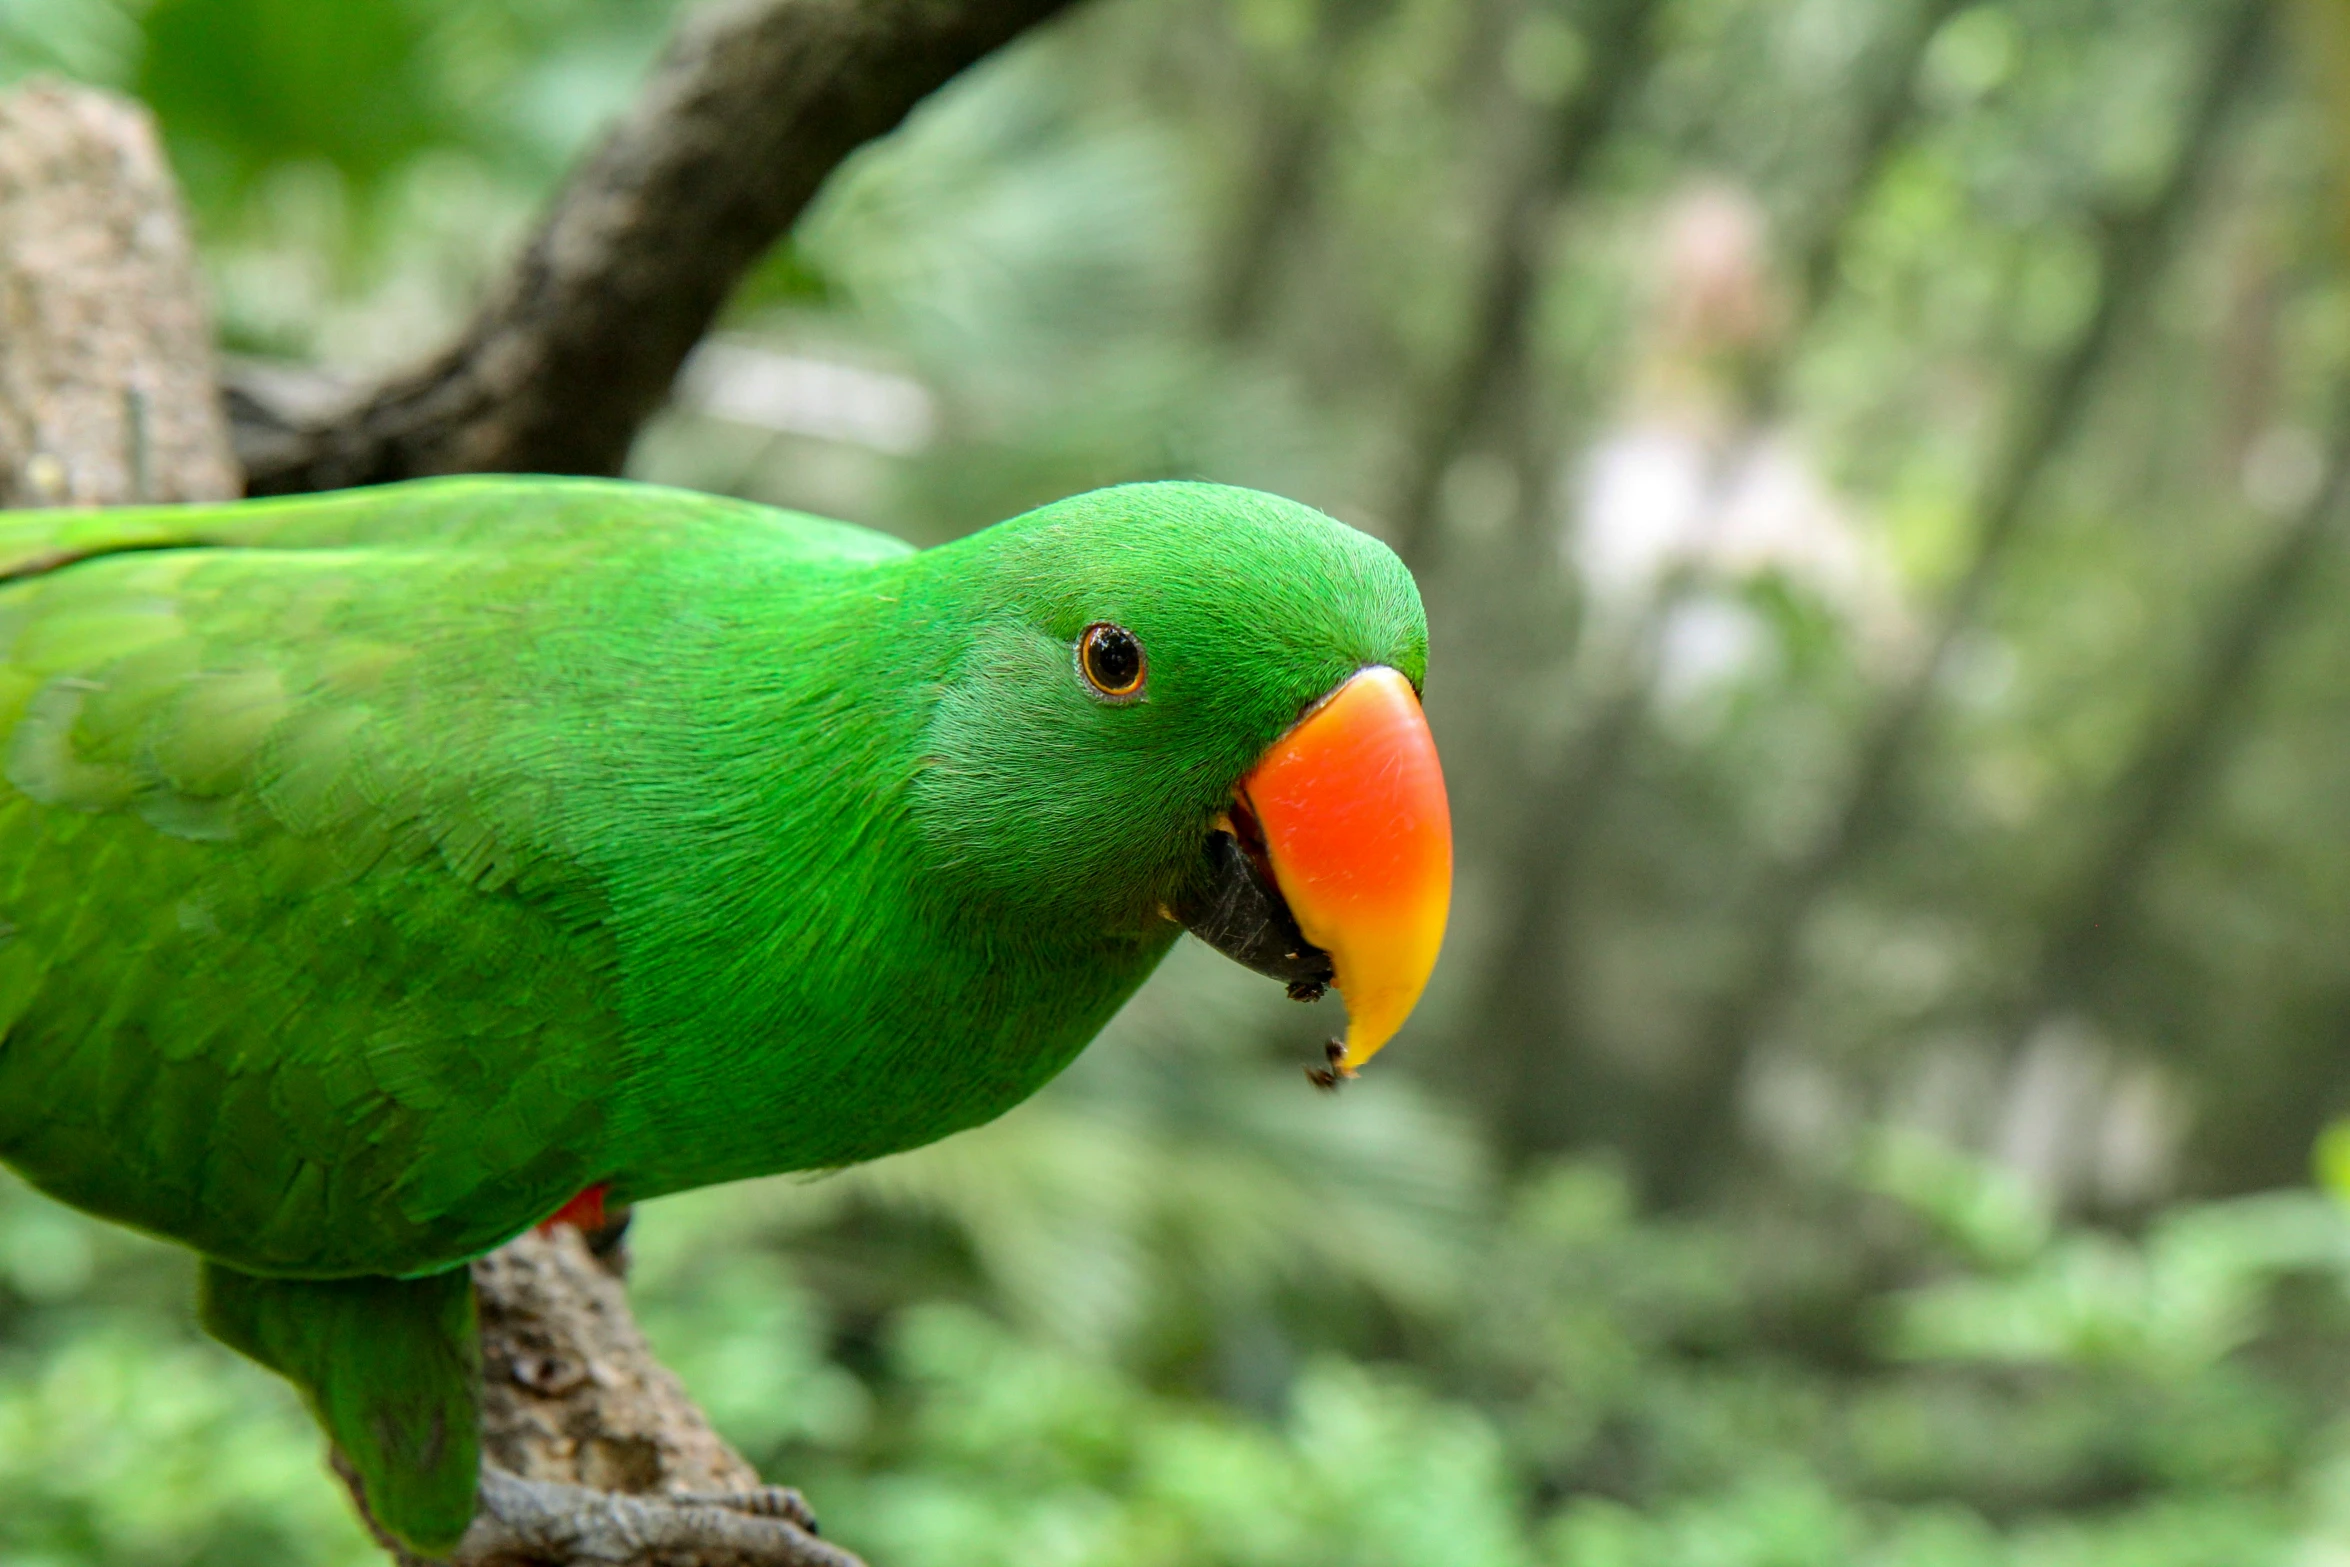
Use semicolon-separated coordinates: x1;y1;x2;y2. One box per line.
0;476;1452;1555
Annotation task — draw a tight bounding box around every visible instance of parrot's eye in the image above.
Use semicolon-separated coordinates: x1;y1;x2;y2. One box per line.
1078;622;1146;701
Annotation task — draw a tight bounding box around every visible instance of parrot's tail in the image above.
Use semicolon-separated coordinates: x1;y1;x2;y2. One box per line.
199;1260;481;1558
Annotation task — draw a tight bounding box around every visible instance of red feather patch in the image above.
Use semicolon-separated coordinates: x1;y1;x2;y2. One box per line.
537;1183;610;1236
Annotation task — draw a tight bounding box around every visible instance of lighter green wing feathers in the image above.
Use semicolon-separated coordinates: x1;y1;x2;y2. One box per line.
0;471;912;577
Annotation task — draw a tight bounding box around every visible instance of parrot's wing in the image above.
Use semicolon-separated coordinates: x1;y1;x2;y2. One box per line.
0;471;913;578
0;477;851;1276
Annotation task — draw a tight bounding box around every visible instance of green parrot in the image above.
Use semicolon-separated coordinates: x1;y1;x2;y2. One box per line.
0;474;1452;1555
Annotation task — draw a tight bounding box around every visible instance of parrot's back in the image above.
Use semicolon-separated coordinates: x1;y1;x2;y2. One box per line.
0;476;916;1278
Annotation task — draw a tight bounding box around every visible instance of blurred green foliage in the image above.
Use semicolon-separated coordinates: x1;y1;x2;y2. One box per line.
10;0;2350;1562
17;1099;2350;1564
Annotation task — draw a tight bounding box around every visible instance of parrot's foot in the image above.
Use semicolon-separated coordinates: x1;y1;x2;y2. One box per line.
438;1466;855;1567
668;1482;821;1533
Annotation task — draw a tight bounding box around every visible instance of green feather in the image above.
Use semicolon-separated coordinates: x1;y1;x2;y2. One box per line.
0;474;1427;1550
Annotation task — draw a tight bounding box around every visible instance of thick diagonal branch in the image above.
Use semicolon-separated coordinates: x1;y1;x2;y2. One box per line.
236;0;1078;492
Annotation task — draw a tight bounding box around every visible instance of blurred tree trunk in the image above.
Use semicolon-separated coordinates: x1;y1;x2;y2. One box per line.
1644;0;2274;1207
2004;408;2350;1038
1386;0;1666;569
1461;0;1970;1165
2007;8;2350;1194
2310;0;2350;258
1205;0;1396;341
1987;402;2350;1195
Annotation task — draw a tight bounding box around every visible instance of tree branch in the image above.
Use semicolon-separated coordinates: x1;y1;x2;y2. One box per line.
236;0;1080;492
458;1467;859;1567
349;1227;864;1567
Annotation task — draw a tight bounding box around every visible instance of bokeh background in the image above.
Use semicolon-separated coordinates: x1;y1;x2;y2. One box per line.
7;0;2350;1562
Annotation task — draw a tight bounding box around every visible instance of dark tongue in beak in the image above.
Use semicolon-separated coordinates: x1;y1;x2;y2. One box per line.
1174;816;1334;1001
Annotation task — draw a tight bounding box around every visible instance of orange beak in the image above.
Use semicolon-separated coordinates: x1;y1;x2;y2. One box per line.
1238;666;1452;1080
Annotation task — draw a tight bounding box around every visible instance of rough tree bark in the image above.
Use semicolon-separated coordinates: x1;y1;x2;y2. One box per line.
234;0;1080;491
399;1226;861;1567
0;82;237;507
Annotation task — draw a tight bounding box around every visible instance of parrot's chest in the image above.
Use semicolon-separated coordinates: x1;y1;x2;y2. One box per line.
601;916;1180;1204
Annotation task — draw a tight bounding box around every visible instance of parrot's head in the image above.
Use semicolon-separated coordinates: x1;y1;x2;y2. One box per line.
915;481;1451;1081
